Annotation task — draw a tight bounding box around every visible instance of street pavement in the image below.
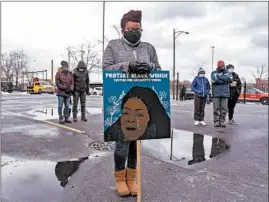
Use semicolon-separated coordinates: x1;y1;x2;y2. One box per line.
1;92;268;202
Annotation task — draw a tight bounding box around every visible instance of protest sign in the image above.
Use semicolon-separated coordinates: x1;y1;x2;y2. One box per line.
103;71;171;142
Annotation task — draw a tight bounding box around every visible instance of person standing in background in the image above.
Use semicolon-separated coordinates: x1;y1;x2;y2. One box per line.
226;64;242;124
211;60;233;128
180;85;186;101
191;67;210;126
55;61;74;124
72;61;90;122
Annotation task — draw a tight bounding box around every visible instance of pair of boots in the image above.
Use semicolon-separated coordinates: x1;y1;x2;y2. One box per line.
114;168;137;197
73;114;87;122
59;116;72;124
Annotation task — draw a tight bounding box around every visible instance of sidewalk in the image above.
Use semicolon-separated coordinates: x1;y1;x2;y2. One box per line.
59;151;267;202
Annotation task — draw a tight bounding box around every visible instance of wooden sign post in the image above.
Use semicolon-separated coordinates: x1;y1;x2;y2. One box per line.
136;140;141;202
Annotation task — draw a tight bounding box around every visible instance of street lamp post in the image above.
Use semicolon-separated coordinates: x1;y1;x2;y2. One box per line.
211;46;215;72
172;29;189;100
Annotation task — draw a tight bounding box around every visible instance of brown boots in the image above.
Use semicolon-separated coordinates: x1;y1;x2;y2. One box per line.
126;168;137;196
114;168;137;197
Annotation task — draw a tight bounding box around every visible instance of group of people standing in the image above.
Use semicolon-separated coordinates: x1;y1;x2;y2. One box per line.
55;60;90;124
53;8;243;199
191;60;242;127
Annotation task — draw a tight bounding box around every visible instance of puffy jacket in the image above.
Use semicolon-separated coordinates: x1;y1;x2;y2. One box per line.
73;68;90;93
55;71;74;97
230;72;242;98
191;76;210;97
211;69;233;98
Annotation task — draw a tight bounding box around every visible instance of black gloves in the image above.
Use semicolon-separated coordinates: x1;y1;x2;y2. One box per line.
129;61;154;74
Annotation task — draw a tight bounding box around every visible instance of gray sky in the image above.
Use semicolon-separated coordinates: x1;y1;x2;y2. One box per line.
2;2;268;82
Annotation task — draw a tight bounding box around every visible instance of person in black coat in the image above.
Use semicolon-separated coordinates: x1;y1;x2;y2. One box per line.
226;64;242;124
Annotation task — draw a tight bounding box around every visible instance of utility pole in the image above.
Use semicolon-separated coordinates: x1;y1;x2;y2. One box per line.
51;60;54;85
211;46;215;72
173;29;176;101
172;29;189;100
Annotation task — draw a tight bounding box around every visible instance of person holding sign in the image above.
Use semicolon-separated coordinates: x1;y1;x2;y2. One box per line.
226;64;242;124
103;10;161;197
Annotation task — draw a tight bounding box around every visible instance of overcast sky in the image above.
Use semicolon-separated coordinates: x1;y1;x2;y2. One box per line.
2;2;268;82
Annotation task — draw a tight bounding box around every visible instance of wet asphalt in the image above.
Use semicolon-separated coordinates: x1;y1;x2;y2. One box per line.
1;92;268;202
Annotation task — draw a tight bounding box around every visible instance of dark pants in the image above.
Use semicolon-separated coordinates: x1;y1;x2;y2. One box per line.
212;97;228;124
114;141;137;171
228;97;238;120
58;96;71;118
194;95;207;121
72;91;86;117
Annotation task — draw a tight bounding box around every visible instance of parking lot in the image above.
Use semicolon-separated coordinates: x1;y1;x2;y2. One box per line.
1;92;268;202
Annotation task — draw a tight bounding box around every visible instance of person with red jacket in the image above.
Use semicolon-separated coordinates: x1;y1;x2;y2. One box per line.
55;60;74;124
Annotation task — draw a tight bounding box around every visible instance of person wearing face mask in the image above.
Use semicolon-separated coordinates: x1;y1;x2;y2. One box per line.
191;67;210;126
211;60;233;128
226;64;242;124
72;61;90;122
103;10;161;197
55;61;74;124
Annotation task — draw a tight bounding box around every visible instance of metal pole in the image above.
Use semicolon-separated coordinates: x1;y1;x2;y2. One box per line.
243;81;246;104
68;48;71;68
101;1;105;81
51;60;54;85
45;70;47;81
173;29;175;100
176;72;179;100
102;1;105;55
211;46;215;72
170;129;174;160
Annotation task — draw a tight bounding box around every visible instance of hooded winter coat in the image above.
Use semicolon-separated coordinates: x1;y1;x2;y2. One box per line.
73;61;90;93
55;71;74;97
191;68;210;97
229;72;242;98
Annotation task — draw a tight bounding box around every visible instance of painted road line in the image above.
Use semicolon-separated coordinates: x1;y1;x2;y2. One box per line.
2;110;85;134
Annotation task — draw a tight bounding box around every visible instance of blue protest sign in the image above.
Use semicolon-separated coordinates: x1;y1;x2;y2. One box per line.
103;71;171;142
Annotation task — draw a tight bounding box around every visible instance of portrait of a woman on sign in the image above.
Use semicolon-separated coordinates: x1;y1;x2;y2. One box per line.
104;86;171;142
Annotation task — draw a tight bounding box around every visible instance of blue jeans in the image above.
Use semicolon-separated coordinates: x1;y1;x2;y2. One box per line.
57;96;71;118
114;141;137;171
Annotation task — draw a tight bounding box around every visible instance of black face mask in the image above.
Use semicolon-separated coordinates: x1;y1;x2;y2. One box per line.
124;30;141;44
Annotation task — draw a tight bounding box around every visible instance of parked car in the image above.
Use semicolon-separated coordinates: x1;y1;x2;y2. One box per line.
239;87;269;105
184;88;212;101
185;88;194;100
1;81;13;93
92;87;103;96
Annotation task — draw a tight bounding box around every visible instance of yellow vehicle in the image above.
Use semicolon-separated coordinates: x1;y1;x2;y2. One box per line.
27;78;55;94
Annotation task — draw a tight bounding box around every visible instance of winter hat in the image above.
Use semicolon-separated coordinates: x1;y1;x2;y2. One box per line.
226;64;234;69
217;60;225;68
198;67;205;75
121;10;142;29
61;60;68;67
77;61;87;69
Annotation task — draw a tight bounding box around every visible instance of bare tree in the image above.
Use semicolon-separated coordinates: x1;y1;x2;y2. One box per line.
68;42;101;74
251;64;268;81
1;52;15;82
12;49;29;90
112;24;121;39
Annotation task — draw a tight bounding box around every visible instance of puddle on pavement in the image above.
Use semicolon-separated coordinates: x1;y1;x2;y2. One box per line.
2;156;88;202
141;129;230;168
25;107;102;121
